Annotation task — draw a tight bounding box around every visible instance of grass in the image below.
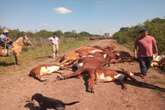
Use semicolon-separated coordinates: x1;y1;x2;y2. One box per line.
0;38;89;75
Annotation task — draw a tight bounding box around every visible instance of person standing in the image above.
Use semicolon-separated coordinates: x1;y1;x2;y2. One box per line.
48;33;60;58
134;28;158;76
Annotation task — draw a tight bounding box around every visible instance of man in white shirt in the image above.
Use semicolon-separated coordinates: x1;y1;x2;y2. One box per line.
48;33;60;58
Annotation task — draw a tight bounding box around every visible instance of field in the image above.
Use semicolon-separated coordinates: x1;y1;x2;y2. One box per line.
0;37;89;75
0;39;165;110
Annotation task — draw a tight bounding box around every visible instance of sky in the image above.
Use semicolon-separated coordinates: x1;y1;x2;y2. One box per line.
0;0;165;35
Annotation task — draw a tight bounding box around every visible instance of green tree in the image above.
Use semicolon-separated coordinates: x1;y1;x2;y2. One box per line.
113;17;165;53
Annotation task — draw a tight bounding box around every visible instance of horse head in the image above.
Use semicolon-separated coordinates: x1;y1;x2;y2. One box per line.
23;35;33;46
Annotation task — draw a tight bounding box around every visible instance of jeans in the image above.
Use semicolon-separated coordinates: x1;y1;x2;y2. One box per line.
138;57;153;75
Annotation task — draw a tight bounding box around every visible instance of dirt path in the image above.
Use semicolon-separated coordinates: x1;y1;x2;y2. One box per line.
0;39;165;110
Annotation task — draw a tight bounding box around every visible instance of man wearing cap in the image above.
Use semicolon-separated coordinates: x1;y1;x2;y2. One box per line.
134;28;158;76
0;29;12;49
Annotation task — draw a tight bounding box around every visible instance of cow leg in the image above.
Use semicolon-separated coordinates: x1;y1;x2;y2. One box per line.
117;78;127;90
36;74;47;82
40;107;47;110
118;70;136;81
87;70;95;93
57;68;83;80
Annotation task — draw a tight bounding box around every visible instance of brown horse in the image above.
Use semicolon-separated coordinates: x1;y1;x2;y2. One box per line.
0;35;32;65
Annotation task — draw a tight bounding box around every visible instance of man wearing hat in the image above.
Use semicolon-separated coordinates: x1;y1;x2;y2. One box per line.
0;29;12;49
134;28;158;76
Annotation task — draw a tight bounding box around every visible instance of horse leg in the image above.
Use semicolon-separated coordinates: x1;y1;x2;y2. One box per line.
14;54;20;65
14;55;18;65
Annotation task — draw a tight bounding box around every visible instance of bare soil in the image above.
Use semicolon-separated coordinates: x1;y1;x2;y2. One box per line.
0;39;165;110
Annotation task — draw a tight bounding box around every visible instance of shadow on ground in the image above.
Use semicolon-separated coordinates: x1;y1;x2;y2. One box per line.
126;79;165;92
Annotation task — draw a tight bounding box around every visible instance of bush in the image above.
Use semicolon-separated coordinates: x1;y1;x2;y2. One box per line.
113;17;165;53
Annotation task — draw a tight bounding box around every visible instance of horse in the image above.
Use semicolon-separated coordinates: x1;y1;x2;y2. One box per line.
0;35;32;65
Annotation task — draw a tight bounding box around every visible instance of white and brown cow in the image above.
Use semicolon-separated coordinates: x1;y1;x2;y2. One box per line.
29;64;61;82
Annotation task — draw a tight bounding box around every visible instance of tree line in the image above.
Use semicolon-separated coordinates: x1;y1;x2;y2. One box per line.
0;27;97;40
113;17;165;54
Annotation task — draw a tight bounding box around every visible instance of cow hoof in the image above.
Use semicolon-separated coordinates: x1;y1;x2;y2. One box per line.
56;76;65;80
86;89;94;93
39;79;47;82
122;87;127;90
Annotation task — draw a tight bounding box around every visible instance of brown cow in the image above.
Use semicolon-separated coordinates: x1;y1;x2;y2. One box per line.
29;64;61;82
58;66;135;93
57;55;135;93
67;47;119;72
59;45;119;72
58;56;107;80
59;50;79;65
76;46;103;57
59;46;111;65
115;51;134;62
59;46;109;67
87;67;136;93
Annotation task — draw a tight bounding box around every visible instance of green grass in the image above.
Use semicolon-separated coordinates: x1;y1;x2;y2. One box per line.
0;38;89;74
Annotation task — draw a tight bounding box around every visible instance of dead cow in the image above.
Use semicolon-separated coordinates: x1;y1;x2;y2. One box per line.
59;46;104;66
75;46;103;57
59;50;80;65
87;68;136;93
58;66;135;93
63;49;119;79
58;56;135;93
29;64;61;82
115;51;135;63
59;45;118;69
61;57;105;78
151;55;165;67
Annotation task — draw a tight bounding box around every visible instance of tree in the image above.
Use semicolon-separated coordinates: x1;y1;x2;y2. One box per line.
53;30;63;37
113;17;165;53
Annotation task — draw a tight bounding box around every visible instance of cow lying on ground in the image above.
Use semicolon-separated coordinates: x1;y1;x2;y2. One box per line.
31;93;79;110
29;64;61;82
64;46;119;69
75;46;103;57
159;57;165;67
59;50;80;65
89;68;135;93
59;46;103;63
59;46;117;67
115;51;135;63
57;55;109;80
57;56;135;93
151;55;165;67
58;67;135;93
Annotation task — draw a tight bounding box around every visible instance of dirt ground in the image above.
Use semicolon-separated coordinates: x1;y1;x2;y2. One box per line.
0;39;165;110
